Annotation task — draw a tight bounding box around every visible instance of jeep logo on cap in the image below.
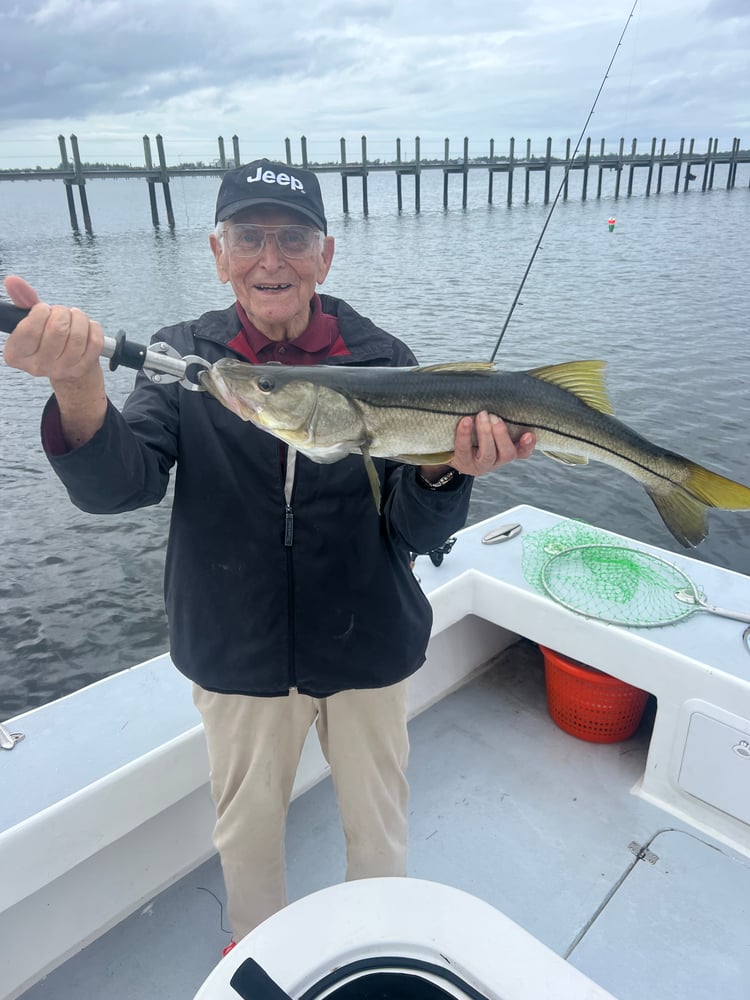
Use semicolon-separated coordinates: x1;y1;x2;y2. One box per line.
246;166;305;192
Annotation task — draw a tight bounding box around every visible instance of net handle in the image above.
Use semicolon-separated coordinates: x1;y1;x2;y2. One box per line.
675;589;750;625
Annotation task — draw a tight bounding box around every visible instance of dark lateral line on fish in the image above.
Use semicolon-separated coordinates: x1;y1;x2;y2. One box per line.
362;401;688;488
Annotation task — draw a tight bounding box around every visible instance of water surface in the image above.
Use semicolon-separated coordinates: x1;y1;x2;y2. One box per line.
1;166;749;716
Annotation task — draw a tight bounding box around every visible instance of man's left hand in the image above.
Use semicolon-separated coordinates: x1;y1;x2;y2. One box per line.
451;411;535;476
420;412;535;482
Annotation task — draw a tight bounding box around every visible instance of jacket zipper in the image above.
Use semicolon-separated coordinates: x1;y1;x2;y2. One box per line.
283;446;297;688
284;505;294;546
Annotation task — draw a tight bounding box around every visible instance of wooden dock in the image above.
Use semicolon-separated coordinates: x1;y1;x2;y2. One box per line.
1;133;747;233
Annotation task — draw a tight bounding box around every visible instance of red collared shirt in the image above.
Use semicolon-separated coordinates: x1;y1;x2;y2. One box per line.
229;294;351;365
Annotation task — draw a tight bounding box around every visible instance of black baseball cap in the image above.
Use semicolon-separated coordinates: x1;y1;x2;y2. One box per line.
215;159;328;233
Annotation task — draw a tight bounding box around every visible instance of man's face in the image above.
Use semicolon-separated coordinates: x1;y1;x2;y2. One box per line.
210;205;334;342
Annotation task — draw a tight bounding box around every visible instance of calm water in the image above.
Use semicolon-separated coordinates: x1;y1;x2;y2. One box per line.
1;166;749;717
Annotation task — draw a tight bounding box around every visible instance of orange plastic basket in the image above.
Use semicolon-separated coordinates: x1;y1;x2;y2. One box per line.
539;645;649;743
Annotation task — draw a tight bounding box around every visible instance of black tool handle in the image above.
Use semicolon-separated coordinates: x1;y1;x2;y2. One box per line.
0;301;30;332
107;330;148;372
0;300;152;373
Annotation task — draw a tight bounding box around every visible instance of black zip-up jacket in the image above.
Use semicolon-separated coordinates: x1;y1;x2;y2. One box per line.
43;295;473;697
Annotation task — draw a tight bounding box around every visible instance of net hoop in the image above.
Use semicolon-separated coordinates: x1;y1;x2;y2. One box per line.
540;544;700;627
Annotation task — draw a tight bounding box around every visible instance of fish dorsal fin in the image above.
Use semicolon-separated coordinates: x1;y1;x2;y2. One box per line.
527;360;615;415
414;361;496;375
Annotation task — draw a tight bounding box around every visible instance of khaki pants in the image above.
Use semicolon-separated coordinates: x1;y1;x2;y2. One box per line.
193;680;410;941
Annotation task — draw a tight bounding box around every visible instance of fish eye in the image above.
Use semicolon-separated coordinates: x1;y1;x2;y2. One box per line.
256;376;275;393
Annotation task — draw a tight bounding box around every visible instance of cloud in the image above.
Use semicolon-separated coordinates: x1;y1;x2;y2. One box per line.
0;0;748;168
1;0;322;122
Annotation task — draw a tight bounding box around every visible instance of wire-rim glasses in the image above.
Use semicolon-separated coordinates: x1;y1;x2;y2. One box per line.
223;224;324;259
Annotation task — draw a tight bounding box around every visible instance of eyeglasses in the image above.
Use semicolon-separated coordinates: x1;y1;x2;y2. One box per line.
222;223;324;259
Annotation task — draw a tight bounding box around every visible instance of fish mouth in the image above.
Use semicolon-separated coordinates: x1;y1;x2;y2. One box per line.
204;370;262;421
227;391;263;420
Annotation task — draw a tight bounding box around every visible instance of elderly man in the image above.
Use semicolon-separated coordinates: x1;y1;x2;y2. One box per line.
3;159;535;949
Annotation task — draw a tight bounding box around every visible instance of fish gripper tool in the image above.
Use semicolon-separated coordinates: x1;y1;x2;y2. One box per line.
0;300;209;390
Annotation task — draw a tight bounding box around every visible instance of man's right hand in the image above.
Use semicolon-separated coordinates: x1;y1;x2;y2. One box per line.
3;275;108;449
3;275;105;386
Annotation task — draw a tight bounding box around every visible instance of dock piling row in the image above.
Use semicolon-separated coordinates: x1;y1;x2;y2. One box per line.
2;133;746;232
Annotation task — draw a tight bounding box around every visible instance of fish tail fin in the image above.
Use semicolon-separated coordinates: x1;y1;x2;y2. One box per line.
646;487;710;548
682;462;750;511
647;463;750;547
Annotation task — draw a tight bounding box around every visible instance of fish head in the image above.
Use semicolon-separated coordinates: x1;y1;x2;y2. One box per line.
200;359;363;457
201;359;317;431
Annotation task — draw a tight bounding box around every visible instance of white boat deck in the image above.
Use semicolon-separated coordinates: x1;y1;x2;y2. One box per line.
4;505;750;999
15;639;750;1000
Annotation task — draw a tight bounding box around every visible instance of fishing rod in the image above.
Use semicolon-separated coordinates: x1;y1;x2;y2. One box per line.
489;0;639;363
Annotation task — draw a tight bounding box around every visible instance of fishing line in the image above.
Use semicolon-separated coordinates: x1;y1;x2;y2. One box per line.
488;0;640;363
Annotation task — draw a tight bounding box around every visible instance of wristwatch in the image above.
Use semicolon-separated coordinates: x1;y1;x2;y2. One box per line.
416;468;460;490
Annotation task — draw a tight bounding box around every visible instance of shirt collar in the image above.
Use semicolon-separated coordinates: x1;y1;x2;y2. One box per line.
232;294;346;365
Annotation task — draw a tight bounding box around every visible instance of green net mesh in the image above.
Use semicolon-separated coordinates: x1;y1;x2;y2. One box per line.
522;522;700;627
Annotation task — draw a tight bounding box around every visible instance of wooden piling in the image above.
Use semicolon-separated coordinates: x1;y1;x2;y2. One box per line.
701;138;711;191
155;135;175;227
673;138;685;193
415;136;421;213
396;138;404;211
507;137;514;206
596;139;605;198
443;139;450;208
581;137;591;201
645;137;656;196
728;137;739;189
143;136;159;226
462;137;469;208
232;135;241;168
361;135;369;216
626;139;636;196
524;139;531;204
58;135;79;231
70;134;92;233
340;138;349;214
487;138;495;203
614;138;624;198
709;138;718;188
682;139;695;192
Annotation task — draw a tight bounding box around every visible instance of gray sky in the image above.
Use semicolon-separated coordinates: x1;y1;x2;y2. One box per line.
1;0;748;168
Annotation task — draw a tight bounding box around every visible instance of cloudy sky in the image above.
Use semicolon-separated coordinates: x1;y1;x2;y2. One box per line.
1;0;748;169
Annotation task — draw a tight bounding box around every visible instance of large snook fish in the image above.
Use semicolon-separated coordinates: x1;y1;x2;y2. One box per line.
200;358;750;547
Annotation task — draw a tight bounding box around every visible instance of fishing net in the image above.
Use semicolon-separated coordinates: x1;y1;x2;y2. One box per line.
521;521;703;627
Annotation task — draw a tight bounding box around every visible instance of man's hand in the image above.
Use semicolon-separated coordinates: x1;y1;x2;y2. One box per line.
3;275;105;386
451;411;535;476
420;411;535;483
3;275;107;449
